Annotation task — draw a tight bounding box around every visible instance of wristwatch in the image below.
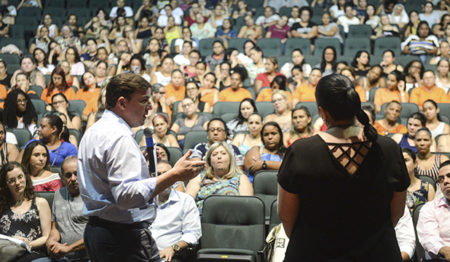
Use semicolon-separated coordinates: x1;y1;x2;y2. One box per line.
262;160;267;170
172;244;180;253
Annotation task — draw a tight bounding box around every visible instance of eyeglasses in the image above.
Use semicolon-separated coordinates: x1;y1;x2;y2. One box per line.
208;128;224;133
182;103;194;108
64;171;77;179
52;100;66;105
6;174;24;185
17;99;27;104
272;98;284;103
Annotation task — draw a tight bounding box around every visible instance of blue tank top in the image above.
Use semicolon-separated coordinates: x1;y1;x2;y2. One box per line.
399;134;417;153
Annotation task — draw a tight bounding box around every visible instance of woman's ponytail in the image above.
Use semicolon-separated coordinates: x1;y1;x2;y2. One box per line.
357;109;378;142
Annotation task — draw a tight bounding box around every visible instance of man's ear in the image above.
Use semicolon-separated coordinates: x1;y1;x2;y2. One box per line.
117;97;127;109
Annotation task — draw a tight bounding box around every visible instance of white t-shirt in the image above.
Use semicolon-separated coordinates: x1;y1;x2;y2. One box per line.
337;16;360;33
255;14;280;26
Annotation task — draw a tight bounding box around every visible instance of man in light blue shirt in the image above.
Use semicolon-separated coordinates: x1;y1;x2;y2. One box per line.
78;73;205;262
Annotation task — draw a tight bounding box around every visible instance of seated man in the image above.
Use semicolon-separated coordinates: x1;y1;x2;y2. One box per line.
150;161;201;262
417;160;450;261
190;118;244;168
45;156;89;261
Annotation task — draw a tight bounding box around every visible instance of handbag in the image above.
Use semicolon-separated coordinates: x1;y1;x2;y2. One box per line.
0;239;28;262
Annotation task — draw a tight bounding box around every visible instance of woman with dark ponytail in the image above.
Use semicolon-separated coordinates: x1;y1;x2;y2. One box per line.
278;74;410;262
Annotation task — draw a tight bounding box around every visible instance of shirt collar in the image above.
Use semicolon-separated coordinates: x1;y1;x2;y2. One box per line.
102;109;134;137
437;197;450;208
159;189;180;207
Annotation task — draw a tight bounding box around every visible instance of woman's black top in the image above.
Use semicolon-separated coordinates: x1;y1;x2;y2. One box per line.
278;135;409;262
0;73;12;88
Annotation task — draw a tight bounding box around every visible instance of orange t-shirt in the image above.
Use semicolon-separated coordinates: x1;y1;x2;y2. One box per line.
200;87;218;107
355;85;367;102
256;88;293;103
374;88;409;108
218;87;252;102
374;120;407;136
165;83;186;101
410;85;447;107
0;84;6;100
293;83;316;102
76;88;101;117
41;87;76;104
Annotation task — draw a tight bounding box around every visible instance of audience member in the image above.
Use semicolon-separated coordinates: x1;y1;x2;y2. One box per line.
11;56;45;89
255;57;284;93
423;99;450;139
404;10;420;39
293;68;322;104
410;70;447;109
403;148;435;214
373;70;408;113
337;4;360;35
150;160;201;262
290;6;317;52
280;48;312;78
170;97;208;142
227;98;257;137
315;46;336;76
285;106;313;147
351;50;371;77
0;122;19;166
373;101;407;136
186;141;253;213
265;90;292;132
45;156;89;261
51;93;82;132
417;161;450;261
265;15;290;44
217;68;252;102
394;206;416;262
318;12;343;44
364;4;380;30
435;58;449;92
415;128;448;182
41;66;76;104
419;2;440;28
244;121;285;183
255;6;280;30
21;140;62;192
402;21;439;62
238;14;263;43
392;112;426;153
3;89;38;136
403;59;424;92
232;113;263;155
380;49;403;75
0;162;51;260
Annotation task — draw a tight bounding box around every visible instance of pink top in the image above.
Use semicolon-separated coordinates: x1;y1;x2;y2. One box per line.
417;196;450;259
268;24;290;39
255;72;285;88
32;173;63;192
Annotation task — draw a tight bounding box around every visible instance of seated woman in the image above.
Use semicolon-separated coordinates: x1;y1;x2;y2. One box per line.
256;75;292;103
403;60;424;93
402;148;435;214
402;21;439;63
244;121;285;183
76;71;100;121
204;40;225;72
423;99;450;139
185;141;253;213
200;72;218;108
0;162;51;260
373;70;408;113
264;90;292;133
41;66;76;104
3;89;38;136
351;51;371;77
414;127;449;182
255;56;284;94
0;122;19;166
170;97;209;142
12;73;40;99
86;87;106;130
392;112;427;153
59;60;80;89
24;113;78;167
227;98;257;137
374;101;407;136
140;114;179;148
51;93;82;132
285;106;313;147
357;65;387;100
54;111;79;147
280;48;312;79
380;49;403;75
21;140;62;192
232;113;263;156
177;80;211;113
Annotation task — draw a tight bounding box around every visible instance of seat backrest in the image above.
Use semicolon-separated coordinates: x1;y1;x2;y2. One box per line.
255;102;274;118
228;38;247;54
269;200;280;231
373;37;401;56
314;38;342;56
68;100;86;117
348;24;373;38
201;195;265;251
417;175;436;192
167;146;183;166
257;38;282;57
183;130;208;154
295;102;318;118
285;38;311;56
213;101;240;118
36;191;56;209
7;128;32;150
343;38;370;57
30;99;47;117
0;53;20;64
253;170;278;222
199;38;223;57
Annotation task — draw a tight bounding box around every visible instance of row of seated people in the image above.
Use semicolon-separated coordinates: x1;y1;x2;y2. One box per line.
0;125;448;261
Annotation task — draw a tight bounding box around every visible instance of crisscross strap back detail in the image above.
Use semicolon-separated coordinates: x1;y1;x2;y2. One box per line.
327;141;372;175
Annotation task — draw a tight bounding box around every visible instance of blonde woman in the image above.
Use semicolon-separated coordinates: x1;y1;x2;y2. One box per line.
264;90;292;133
186;142;253;213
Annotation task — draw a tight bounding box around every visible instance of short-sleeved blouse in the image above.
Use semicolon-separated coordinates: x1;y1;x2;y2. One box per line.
278;135;410;261
174;114;209;137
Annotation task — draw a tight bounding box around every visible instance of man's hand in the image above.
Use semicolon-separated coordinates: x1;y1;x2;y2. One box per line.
173;150;206;181
50;242;72;258
439;246;450;261
159;246;175;262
